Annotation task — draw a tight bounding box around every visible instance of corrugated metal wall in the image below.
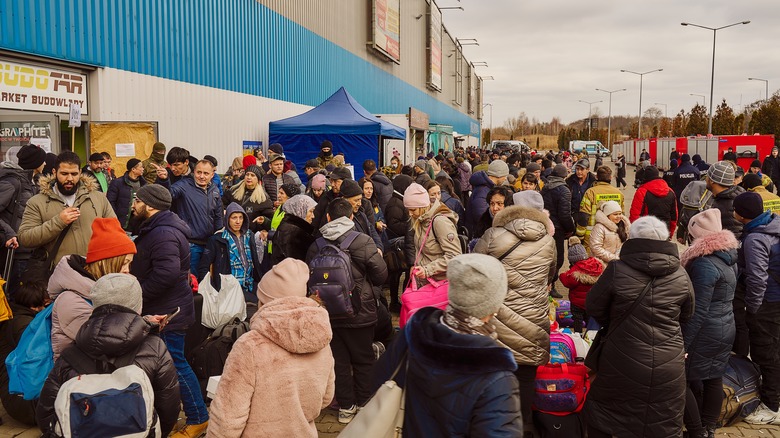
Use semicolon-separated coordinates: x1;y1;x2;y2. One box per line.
1;0;479;135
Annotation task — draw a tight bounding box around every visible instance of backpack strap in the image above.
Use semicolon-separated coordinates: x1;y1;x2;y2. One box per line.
338;231;361;251
61;341;145;374
497;239;523;261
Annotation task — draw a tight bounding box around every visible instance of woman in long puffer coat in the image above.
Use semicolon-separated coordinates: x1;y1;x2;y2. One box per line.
680;209;738;437
585;216;694;438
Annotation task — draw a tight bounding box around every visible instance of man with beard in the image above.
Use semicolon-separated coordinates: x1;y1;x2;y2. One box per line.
18;151;115;269
317;140;336;169
129;184;208;437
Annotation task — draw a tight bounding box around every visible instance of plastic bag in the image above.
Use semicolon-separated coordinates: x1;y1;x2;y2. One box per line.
199;272;247;329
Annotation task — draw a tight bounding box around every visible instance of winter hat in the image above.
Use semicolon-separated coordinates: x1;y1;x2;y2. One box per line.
256;259;309;305
16;144;46;170
487;160;510;178
750;159;762;169
311;173;327;190
414;159;428;171
135;184;172;211
742;173;763;190
688;208;722;240
125;158;142;172
90;274;143;314
600;200;622;217
268;153;284;163
574;158;590;170
339;179;362;198
681;153;691;163
279;183;301;198
320;140;333;151
707;161;735;186
403;183;431;208
328;167;352;181
629;216;669;241
692;154;702;164
733;192;765;220
513;190;544;211
305;159;320;169
643;166;660;181
203;155;218;168
283;194;318;220
568;236;588;264
552;164;568;178
86;218;137;264
244;165;263;178
242;155;257;169
670;159;678;169
268;143;284;155
447;254;508;319
526;162;542;173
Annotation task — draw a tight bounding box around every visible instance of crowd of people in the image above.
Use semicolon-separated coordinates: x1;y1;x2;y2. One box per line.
0;138;778;437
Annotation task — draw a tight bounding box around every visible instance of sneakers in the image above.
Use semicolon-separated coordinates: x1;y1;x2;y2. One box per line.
372;341;386;361
745;402;780;425
338;405;358;424
170;421;209;438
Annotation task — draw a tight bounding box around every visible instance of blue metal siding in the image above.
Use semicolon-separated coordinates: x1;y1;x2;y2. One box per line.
0;0;478;135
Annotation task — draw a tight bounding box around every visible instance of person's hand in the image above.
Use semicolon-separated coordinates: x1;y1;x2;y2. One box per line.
377;221;387;232
151;163;168;180
5;237;18;249
412;266;426;279
259;230;268;243
58;207;80;225
273;200;281;208
254;216;265;225
143;314;168;330
377;248;383;257
677;237;685;244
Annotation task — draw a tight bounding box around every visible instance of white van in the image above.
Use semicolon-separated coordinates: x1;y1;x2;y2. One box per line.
570;140;609;157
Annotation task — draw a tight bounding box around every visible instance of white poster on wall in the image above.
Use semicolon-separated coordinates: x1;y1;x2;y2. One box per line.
29;137;52;153
115;143;136;157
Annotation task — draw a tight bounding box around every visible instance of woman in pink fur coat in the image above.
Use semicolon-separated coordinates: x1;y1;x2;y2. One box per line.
207;259;335;438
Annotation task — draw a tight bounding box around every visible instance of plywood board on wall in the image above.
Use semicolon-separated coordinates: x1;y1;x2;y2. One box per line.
88;122;158;175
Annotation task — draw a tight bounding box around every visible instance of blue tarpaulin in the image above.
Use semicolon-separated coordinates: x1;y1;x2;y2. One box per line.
269;87;405;181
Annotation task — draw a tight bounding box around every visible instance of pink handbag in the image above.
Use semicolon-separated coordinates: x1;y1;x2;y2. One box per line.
399;216;449;327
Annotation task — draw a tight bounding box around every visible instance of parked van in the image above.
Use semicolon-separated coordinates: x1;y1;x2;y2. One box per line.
570;140;609;157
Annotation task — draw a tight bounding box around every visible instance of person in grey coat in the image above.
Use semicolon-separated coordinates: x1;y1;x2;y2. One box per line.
680;208;738;437
585;216;694;438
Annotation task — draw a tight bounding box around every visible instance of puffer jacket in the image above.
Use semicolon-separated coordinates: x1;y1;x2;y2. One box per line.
369;171;393;212
541;175;574;237
47;255;96;360
585;238;694;438
441;192;465;230
372;307;522;438
36;304;181;437
412;201;461;281
457;161;472;192
384;175;413;240
466;171;495;233
208;297;335;438
680;230;738;380
738;212;780;314
106;171;147;230
711;185;745;238
630;177;678;236
18;174;116;267
270;213;315;265
589;210;630;264
261;172;298;204
473;206;556;366
130;210;194;332
559;257;604;310
0;163;36;247
161;176;223;243
305;217;388;329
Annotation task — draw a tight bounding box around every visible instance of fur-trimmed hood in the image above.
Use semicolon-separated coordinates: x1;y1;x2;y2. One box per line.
570;257;604;284
595;209;628;231
38;173;99;199
681;229;739;268
493;205;554;239
251;296;332;354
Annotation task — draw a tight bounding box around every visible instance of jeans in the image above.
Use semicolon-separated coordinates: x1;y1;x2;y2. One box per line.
189;243;205;275
747;301;780;411
160;330;209;425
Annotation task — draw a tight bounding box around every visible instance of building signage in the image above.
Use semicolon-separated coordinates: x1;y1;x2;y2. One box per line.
371;0;401;63
0;60;88;114
427;3;443;91
409;107;429;131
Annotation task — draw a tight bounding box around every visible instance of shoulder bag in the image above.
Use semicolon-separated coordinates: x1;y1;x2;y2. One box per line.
23;223;73;284
584;279;653;373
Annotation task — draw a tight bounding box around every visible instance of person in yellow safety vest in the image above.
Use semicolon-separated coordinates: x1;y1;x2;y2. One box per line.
743;173;780;214
749;159;776;193
576;166;625;251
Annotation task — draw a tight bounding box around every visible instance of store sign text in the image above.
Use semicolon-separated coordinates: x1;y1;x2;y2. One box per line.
0;61;88;114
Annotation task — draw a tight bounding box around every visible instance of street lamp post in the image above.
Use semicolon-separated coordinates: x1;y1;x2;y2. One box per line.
578;99;603;140
482;103;493;145
621;68;663;139
690;93;706;107
682;20;751;134
596;88;626;151
748;77;769;102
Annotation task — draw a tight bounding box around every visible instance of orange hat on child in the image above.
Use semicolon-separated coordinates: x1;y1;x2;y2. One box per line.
86;218;137;263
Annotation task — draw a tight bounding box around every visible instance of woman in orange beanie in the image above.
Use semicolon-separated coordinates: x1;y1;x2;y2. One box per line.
48;217;137;359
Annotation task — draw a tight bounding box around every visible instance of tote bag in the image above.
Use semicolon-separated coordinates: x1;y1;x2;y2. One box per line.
400;216;448;328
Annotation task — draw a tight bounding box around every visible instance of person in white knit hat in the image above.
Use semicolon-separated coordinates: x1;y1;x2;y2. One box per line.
589;200;630;264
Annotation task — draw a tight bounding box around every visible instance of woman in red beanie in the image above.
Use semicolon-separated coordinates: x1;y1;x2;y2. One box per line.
48;217;137;359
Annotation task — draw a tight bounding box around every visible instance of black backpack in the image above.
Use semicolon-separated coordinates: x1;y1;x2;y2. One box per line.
187;317;250;399
307;231;361;319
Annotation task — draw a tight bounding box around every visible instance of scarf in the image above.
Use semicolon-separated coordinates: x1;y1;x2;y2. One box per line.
223;229;254;295
441;305;497;339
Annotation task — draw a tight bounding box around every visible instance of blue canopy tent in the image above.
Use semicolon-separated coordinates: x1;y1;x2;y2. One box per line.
269;87;406;181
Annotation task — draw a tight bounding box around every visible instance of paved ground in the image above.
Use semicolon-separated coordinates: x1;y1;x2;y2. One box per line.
0;157;775;437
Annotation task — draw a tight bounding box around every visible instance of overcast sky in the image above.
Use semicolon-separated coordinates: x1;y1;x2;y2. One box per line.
441;0;780;128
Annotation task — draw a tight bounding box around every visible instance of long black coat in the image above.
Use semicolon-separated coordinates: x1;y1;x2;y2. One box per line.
541;176;574;236
36;305;181;436
270;213;315;265
106;172;146;230
585;238;694;438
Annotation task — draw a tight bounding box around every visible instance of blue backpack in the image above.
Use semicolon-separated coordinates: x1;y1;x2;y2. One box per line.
307;231;360;319
6;303;55;400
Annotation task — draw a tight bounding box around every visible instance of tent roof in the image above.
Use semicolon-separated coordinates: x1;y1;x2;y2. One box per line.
269;87;405;139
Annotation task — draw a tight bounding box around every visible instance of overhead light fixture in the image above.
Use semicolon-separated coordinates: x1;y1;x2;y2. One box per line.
456;38;479;46
472;62;488;67
479;76;494;80
440;7;464;10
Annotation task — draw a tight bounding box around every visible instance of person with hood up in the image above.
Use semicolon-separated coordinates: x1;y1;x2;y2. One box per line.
372;253;522;437
560;236;604;333
629;165;678;237
48;217;136;360
106;158;147;231
672;153;701;207
706;161;745;238
142;141;167;184
466;159;509;234
305;199;387;424
37;274;181;437
692;154;710;172
615;152;627;189
542;164;575;284
404;183;462;284
589;200;630;265
197;203;263;303
585;216;694;438
679;208;738;436
270;194;317;265
207;259;335;437
222;165;275;232
473;194;555;433
317;140;336;169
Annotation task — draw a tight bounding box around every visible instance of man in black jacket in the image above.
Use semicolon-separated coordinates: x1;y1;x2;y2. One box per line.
363;159;392;212
542;164;575;283
672;154;701;208
763;147;780;194
306;198;387;424
706;161;745;238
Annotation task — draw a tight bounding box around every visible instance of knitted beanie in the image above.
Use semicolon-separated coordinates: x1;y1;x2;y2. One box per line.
126;158;142;172
568;236;588;264
311;173;327;190
600;200;622;217
16;144;46;170
733;192;765;220
629;216;669;241
86;218;137;264
135;184;172;211
688;208;722;240
513;191;544;211
257;258;309;305
242;155;257;169
403;183;431;208
707;161;735;186
447;254;508;319
487;160;509;178
339;179;362;198
552;164;568;178
742;173;763;190
414;159;428;171
244;165;263;178
279;183;301;198
90;274;143;314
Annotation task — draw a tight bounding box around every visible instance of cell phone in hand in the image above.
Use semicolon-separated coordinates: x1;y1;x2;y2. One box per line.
162;307;181;326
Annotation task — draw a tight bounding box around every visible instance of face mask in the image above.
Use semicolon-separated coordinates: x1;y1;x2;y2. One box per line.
391;163;398;169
